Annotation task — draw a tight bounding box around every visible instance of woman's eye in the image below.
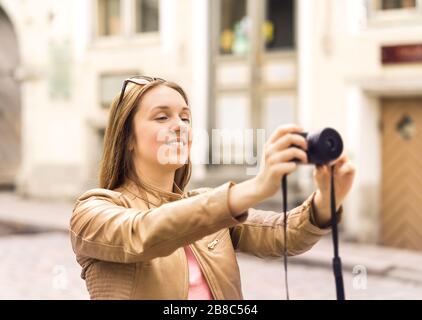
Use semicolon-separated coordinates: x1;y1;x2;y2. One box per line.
155;116;190;123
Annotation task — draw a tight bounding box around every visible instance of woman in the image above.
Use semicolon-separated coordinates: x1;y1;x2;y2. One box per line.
70;76;355;300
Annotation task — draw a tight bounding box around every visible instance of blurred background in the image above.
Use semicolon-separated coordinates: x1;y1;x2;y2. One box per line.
1;0;422;299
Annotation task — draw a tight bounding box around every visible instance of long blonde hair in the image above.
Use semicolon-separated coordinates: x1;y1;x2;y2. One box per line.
99;79;192;197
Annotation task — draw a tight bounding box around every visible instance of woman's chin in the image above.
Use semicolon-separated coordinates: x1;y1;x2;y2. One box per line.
166;162;187;170
156;146;189;168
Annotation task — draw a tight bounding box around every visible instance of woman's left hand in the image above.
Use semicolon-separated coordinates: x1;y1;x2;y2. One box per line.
312;154;356;227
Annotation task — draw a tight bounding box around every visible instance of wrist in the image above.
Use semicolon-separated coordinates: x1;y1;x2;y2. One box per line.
314;189;328;208
251;175;272;201
312;190;331;227
228;178;266;217
315;189;342;211
313;189;342;227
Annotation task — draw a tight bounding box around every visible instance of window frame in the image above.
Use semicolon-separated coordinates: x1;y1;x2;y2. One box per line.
132;0;160;35
366;0;422;26
215;0;296;58
263;0;296;52
95;0;124;38
98;71;138;110
93;0;160;44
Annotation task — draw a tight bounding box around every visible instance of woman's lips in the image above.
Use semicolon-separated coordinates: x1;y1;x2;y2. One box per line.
166;138;187;147
166;141;185;147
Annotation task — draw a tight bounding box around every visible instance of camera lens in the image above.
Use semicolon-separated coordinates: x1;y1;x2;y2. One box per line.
292;128;343;165
326;138;335;150
306;128;343;165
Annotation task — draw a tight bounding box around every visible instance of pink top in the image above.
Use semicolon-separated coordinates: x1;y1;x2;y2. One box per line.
183;246;214;300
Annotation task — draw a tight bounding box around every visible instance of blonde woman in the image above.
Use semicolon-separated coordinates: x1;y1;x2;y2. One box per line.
70;76;355;300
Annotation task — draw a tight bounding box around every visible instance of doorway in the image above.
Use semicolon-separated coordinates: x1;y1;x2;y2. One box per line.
0;7;21;188
381;97;422;250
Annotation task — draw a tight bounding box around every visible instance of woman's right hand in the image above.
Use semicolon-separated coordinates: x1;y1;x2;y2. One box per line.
254;124;308;199
227;124;308;217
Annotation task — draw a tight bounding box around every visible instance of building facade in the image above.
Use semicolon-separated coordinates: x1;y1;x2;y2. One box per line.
0;0;210;198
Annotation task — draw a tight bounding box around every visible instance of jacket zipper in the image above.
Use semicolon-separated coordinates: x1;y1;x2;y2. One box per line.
207;229;229;250
207;239;219;250
189;244;220;300
184;229;230;299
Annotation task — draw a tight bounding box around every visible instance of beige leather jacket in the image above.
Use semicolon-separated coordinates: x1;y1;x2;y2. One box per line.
70;180;339;300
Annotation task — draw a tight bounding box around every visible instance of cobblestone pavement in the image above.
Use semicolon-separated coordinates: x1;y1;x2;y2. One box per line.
0;232;421;300
0;232;89;299
238;252;422;300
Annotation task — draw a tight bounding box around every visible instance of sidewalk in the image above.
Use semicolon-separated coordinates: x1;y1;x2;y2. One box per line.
290;236;422;285
0;191;73;232
2;191;422;287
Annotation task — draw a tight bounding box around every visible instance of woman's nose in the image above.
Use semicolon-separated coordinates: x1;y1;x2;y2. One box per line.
169;118;190;142
169;117;188;131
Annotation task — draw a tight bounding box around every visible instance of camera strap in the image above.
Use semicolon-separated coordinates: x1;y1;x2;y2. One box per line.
329;165;345;300
281;165;345;300
282;175;289;300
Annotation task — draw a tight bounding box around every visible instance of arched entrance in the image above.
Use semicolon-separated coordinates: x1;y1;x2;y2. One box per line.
0;6;21;188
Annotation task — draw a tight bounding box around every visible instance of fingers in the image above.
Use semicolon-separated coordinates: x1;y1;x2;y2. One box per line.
315;164;329;175
337;160;356;176
332;155;352;173
268;147;308;165
272;162;298;176
321;154;355;176
268;124;303;144
314;165;329;183
328;153;347;167
270;133;307;152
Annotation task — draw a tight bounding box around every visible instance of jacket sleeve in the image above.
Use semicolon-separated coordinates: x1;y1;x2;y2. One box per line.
70;181;248;263
229;192;343;257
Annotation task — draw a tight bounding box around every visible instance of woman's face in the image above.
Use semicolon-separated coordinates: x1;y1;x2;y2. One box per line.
131;84;192;170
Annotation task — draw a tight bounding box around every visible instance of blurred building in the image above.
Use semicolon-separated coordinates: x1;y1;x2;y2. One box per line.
306;0;422;251
0;0;421;250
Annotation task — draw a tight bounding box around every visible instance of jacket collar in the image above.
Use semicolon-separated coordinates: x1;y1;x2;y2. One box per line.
118;178;187;206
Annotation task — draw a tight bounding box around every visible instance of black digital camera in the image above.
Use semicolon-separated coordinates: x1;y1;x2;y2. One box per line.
295;128;343;165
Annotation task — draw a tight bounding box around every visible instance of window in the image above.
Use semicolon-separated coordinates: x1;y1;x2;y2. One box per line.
96;0;159;38
135;0;159;33
378;0;416;10
264;0;295;51
98;0;121;36
367;0;422;24
219;0;248;55
99;73;134;109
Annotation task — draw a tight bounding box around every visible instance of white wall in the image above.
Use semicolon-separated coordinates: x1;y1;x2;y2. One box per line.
0;0;208;198
299;0;422;242
1;0;85;197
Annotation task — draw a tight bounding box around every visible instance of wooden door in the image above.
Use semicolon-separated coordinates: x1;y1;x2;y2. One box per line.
381;98;422;250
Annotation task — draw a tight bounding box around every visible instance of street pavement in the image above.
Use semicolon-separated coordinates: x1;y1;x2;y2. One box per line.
1;191;422;300
0;231;421;299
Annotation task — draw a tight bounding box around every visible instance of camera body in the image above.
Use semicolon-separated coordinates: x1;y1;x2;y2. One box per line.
295;128;343;165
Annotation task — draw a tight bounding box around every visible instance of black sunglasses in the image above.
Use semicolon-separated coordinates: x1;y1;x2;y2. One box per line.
117;75;166;107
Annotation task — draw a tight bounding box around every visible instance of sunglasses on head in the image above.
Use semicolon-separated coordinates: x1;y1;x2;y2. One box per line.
117;75;166;107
